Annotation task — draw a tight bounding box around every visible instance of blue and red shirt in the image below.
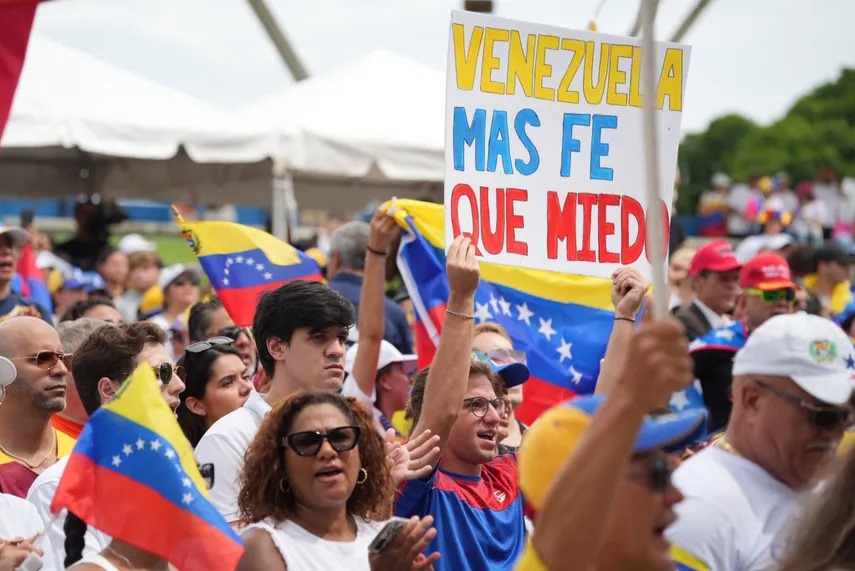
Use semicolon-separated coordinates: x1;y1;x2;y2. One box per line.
395;454;525;571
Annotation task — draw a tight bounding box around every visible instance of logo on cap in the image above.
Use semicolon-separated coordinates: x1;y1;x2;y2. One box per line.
809;340;838;364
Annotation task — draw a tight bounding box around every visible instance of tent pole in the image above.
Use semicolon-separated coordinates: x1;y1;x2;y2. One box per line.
246;0;309;81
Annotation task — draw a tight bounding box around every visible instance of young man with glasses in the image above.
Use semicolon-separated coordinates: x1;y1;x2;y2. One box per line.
395;236;532;571
0;317;73;497
26;320;185;570
668;312;855;571
690;253;796;431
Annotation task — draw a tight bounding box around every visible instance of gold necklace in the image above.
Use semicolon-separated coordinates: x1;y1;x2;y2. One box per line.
0;430;56;469
715;435;742;457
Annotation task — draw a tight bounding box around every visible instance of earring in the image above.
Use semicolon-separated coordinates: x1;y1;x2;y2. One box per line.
279;479;290;494
357;468;368;485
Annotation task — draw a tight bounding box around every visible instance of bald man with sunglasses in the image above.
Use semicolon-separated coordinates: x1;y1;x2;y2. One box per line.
0;317;74;498
668;312;855;571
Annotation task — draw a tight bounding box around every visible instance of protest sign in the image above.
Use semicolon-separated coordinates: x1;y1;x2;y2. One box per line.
445;10;690;280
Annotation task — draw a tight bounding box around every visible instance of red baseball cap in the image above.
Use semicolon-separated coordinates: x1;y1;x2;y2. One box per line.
689;240;742;276
739;253;796;291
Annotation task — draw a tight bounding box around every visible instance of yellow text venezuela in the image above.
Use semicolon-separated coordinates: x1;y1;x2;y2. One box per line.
452;24;684;111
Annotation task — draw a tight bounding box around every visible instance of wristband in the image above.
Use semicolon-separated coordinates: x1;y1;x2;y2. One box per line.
445;308;475;320
614;316;636;323
366;246;388;257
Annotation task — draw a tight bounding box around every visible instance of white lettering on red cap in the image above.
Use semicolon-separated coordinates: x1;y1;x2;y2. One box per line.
761;264;789;279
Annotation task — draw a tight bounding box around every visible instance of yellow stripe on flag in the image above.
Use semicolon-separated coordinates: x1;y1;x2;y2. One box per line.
180;220;302;266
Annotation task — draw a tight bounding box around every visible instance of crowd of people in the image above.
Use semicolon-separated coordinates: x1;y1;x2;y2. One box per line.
0;194;854;571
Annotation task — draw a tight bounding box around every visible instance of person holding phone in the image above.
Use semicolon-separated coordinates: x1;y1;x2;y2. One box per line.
236;392;440;571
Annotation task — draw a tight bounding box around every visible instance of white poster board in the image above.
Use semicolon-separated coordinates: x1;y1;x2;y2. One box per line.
445;10;690;280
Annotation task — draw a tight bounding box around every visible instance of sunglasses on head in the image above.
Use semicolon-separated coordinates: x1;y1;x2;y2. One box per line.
15;351;73;370
152;362;184;385
756;380;853;429
463;396;509;419
186;336;233;354
744;288;796;303
629;454;672;493
282;425;362;457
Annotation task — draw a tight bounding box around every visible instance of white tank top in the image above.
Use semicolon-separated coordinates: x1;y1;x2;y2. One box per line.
243;516;386;571
70;553;121;571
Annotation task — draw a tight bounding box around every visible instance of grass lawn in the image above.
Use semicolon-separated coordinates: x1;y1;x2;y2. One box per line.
138;235;196;266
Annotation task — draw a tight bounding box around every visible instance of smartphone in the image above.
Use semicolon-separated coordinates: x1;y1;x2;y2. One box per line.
20;209;35;228
367;517;410;553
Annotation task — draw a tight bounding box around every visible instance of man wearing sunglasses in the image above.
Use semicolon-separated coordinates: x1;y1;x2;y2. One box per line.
0;317;73;498
668;312;855;571
691;253;796;431
26;321;185;569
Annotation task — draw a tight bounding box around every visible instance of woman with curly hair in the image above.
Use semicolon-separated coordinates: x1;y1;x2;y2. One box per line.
235;392;440;571
779;447;855;571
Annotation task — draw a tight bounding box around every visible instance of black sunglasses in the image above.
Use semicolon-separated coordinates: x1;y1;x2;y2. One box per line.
756;380;853;430
629;454;671;493
186;336;233;354
152;362;185;385
282;425;362;457
463;396;509;419
171;276;200;287
217;326;248;342
14;351;73;370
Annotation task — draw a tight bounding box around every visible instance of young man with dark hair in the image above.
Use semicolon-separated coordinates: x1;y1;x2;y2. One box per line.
195;279;355;522
26;321;185;569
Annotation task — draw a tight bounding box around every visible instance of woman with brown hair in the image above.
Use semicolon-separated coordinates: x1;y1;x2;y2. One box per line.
236;392;440;571
780;448;855;571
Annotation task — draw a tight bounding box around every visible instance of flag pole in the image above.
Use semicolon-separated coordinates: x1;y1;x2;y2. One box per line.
171;204;185;226
640;0;668;319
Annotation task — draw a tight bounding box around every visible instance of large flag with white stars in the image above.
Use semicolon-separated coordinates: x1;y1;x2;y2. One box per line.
387;199;615;424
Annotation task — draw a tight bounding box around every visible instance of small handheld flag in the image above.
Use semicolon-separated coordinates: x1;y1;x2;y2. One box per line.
51;364;244;570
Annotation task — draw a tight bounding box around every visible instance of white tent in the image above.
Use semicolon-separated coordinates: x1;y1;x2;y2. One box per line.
0;35;279;205
242;50;445;182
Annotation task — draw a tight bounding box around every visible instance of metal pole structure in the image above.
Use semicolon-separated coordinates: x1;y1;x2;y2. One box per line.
246;0;309;81
669;0;713;42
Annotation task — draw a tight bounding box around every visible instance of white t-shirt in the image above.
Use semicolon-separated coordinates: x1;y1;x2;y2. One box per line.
0;493;42;540
727;185;755;235
69;553;121;570
194;390;271;522
243;516;386;571
666;446;801;571
341;376;385;435
26;456;111;571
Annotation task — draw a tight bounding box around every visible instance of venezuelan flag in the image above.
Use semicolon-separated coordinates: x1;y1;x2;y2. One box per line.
175;215;323;326
13;241;52;314
386;199;615;424
51;365;244;571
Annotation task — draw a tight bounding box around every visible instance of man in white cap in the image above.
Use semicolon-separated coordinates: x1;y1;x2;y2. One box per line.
0;227;51;325
668;312;855;571
343;340;417;435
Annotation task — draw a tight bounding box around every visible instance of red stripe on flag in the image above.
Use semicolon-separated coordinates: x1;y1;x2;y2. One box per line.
216;273;324;327
53;454;244;570
0;0;38;142
414;303;573;424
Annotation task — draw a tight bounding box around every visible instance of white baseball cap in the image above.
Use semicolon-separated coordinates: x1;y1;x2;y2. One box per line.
732;313;855;405
0;226;29;248
158;264;200;291
345;340;417;376
0;356;16;388
118;233;156;255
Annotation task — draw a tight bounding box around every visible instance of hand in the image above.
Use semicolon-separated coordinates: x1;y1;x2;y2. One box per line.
611;267;649;319
446;236;480;298
0;537;43;571
617;319;693;412
369;516;440;571
369;209;401;254
386;429;441;486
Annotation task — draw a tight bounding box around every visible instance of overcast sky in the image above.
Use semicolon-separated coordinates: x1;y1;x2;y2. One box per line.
30;0;855;134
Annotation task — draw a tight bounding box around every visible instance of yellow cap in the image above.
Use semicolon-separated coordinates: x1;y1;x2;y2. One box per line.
758;176;774;193
518;404;592;510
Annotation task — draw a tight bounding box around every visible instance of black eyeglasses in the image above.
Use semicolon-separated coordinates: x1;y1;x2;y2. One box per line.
756;380;853;430
628;454;671;493
463;396;509;419
152;362;184;385
186;336;233;354
14;351;73;370
282;426;362;457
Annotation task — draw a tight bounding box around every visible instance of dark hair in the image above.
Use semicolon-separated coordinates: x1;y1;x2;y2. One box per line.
253;281;354;377
188;298;224;343
405;360;497;428
73;321;166;416
63;512;87;567
176;343;243;447
238;392;393;525
95;246;123;268
786;246;816;278
59;296;117;323
812;243;851;273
